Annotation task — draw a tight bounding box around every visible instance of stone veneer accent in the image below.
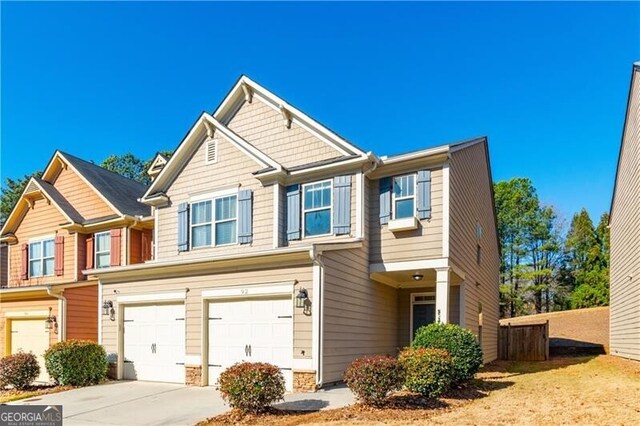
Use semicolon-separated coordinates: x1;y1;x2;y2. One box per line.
293;371;317;392
186;366;202;386
107;363;117;380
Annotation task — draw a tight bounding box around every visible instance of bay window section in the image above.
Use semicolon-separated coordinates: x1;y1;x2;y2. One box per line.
393;174;416;219
95;231;111;268
303;180;332;237
29;238;54;277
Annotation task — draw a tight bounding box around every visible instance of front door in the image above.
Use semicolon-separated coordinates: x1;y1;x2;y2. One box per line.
411;293;436;341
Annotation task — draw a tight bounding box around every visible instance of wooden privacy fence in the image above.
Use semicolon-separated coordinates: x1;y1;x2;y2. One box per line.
499;321;549;361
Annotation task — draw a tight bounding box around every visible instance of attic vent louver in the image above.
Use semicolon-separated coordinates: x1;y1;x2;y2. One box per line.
205;139;218;164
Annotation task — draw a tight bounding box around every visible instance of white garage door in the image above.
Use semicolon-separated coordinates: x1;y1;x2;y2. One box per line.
10;319;51;383
123;304;185;383
208;297;293;390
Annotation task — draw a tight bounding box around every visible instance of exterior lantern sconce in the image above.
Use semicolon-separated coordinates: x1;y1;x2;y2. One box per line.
412;273;424;281
295;288;309;309
45;307;58;333
103;300;116;321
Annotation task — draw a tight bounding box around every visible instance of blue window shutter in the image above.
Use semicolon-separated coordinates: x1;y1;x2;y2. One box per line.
238;189;253;244
177;202;189;252
417;170;432;219
333;175;352;235
286;184;301;241
379;177;391;224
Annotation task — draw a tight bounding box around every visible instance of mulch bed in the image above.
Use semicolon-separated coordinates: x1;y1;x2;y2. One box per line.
199;380;497;426
0;385;73;403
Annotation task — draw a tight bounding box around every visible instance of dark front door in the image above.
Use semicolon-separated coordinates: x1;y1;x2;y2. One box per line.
412;303;436;339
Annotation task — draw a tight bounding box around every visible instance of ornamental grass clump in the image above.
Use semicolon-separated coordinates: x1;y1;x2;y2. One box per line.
0;352;40;390
398;347;454;398
343;355;403;407
217;362;285;414
412;323;483;385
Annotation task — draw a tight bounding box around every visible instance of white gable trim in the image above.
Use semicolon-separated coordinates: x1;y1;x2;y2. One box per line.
214;76;368;159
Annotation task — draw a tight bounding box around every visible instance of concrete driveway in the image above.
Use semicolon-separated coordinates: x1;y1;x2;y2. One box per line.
9;381;353;426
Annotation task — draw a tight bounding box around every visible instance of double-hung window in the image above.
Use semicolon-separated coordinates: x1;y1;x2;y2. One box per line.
29;238;54;277
393;174;416;219
190;195;238;248
95;231;111;268
303;180;332;237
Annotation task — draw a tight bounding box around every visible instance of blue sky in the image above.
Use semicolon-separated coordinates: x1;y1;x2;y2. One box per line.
1;2;639;222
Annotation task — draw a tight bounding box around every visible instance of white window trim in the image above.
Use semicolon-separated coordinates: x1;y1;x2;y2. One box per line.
302;179;333;238
28;237;55;278
204;138;219;165
95;231;111;269
190;194;239;249
392;173;417;220
410;291;436;343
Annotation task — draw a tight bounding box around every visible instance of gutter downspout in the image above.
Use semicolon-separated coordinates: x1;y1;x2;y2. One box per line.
47;286;67;341
309;246;325;388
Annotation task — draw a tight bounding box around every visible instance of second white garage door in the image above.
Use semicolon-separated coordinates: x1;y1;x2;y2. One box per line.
123;304;185;383
208;297;293;390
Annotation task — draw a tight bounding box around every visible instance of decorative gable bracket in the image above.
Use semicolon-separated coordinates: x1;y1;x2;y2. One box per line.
203;120;215;139
241;82;253;103
279;104;292;129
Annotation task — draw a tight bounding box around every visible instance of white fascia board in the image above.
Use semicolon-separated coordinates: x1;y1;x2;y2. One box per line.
202;282;295;299
117;291;187;304
369;258;449;274
381;145;451;165
442;160;450;258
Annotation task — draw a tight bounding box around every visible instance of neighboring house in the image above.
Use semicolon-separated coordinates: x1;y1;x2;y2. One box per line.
610;61;640;362
88;76;500;392
0;151;153;381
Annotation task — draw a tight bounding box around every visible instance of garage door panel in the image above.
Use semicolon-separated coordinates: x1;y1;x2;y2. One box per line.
10;319;51;383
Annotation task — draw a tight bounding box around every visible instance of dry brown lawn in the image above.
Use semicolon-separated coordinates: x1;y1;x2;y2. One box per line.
201;355;640;426
0;384;72;403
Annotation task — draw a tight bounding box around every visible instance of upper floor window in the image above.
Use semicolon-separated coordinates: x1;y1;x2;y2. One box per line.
303;180;332;237
95;231;111;268
29;238;54;277
393;174;416;219
191;195;238;248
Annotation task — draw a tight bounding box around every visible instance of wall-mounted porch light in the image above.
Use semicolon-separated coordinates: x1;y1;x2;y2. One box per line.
103;300;116;321
295;288;309;309
45;307;57;333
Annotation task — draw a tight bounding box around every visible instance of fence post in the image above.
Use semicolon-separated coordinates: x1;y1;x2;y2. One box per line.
545;320;550;360
507;322;511;361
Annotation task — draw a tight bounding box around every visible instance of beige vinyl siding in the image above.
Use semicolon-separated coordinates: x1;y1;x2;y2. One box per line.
610;67;640;361
156;135;273;260
0;298;59;355
321;248;398;384
64;283;98;342
448;141;500;363
369;168;444;263
226;98;344;168
9;198;76;287
52;167;115;219
101;265;313;361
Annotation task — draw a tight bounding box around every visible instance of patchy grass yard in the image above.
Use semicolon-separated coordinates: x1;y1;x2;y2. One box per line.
200;355;640;425
0;385;73;403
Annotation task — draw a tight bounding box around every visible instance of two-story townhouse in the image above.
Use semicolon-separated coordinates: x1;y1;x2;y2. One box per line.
88;76;500;392
610;61;640;361
0;151;152;381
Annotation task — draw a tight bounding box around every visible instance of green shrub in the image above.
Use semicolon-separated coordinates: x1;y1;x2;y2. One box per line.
44;340;107;386
398;347;453;398
217;362;285;414
343;355;402;406
0;352;40;389
412;323;483;385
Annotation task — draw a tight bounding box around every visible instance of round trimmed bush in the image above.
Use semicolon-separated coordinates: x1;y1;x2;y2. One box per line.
343;355;402;407
217;362;285;414
44;340;107;386
412;323;483;385
398;347;454;398
0;352;40;389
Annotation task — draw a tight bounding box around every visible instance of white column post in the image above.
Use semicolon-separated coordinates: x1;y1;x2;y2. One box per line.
435;267;450;324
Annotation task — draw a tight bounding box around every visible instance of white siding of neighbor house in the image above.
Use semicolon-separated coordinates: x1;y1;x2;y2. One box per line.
610;66;640;361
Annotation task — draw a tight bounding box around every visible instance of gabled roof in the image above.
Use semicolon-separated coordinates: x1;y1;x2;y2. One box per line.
610;62;640;222
32;177;84;224
214;75;369;158
55;151;151;217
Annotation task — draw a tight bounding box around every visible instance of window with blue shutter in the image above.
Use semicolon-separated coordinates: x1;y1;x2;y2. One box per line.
177;202;189;252
332;175;351;235
286;184;301;241
417;170;432;219
238;189;253;244
379;177;391;224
